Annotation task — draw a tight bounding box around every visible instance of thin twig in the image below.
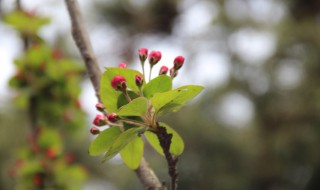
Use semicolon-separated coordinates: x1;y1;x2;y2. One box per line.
156;124;179;190
64;1;165;189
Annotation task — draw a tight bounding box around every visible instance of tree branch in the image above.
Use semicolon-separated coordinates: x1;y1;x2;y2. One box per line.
156;124;179;190
64;0;165;189
64;0;101;99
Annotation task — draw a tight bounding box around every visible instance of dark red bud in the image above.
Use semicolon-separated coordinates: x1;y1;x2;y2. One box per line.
159;66;168;75
119;62;127;68
32;174;43;187
111;75;127;91
149;51;162;66
173;56;185;70
93;114;107;126
138;48;148;63
90;127;100;135
95;102;105;112
107;113;118;123
135;74;144;87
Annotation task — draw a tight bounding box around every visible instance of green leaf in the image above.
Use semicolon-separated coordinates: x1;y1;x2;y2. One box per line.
120;136;144;169
143;75;172;98
145;122;184;156
100;68;143;113
158;85;204;115
4;10;50;34
102;127;145;162
145;131;164;156
89;127;122;156
150;90;181;111
117;97;148;116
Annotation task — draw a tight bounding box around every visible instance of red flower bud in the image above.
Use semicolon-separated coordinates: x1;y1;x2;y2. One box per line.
107;113;118;123
119;62;127;68
32;174;43;187
170;67;178;78
159;66;168;75
135;74;144;87
93;114;107;126
173;56;185;70
51;49;63;60
46;148;58;159
111;75;127;91
138;48;148;63
95;102;105;112
90;126;100;135
149;51;162;66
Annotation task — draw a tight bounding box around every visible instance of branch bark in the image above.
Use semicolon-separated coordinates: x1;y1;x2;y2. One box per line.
64;0;165;189
156;124;179;190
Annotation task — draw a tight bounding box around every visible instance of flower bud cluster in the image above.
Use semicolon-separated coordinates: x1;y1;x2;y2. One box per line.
90;101;120;135
90;48;186;135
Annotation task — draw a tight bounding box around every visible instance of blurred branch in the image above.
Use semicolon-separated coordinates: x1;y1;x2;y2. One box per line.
64;0;101;99
64;1;165;189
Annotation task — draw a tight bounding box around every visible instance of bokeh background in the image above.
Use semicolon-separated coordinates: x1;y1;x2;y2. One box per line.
1;0;320;189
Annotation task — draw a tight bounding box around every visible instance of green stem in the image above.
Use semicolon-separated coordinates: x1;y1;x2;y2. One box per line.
139;87;144;97
123;89;132;102
141;62;146;82
120;118;149;127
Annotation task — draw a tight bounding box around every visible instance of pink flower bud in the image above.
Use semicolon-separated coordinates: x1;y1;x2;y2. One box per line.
149;51;162;66
111;75;127;91
95;102;105;112
90;126;100;135
93;114;107;126
107;113;118;123
135;74;144;87
138;48;148;63
159;66;168;75
118;62;127;68
170;67;178;78
173;56;185;70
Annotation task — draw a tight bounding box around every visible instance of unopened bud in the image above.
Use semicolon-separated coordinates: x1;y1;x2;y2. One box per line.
119;62;127;68
95;102;105;112
138;48;148;63
93;114;107;126
149;51;162;66
107;113;119;123
173;56;185;70
111;75;127;91
159;66;168;75
32;174;43;187
46;148;58;159
90;126;100;135
135;74;144;87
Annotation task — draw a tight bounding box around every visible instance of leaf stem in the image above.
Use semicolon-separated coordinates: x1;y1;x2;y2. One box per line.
120;117;149;127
